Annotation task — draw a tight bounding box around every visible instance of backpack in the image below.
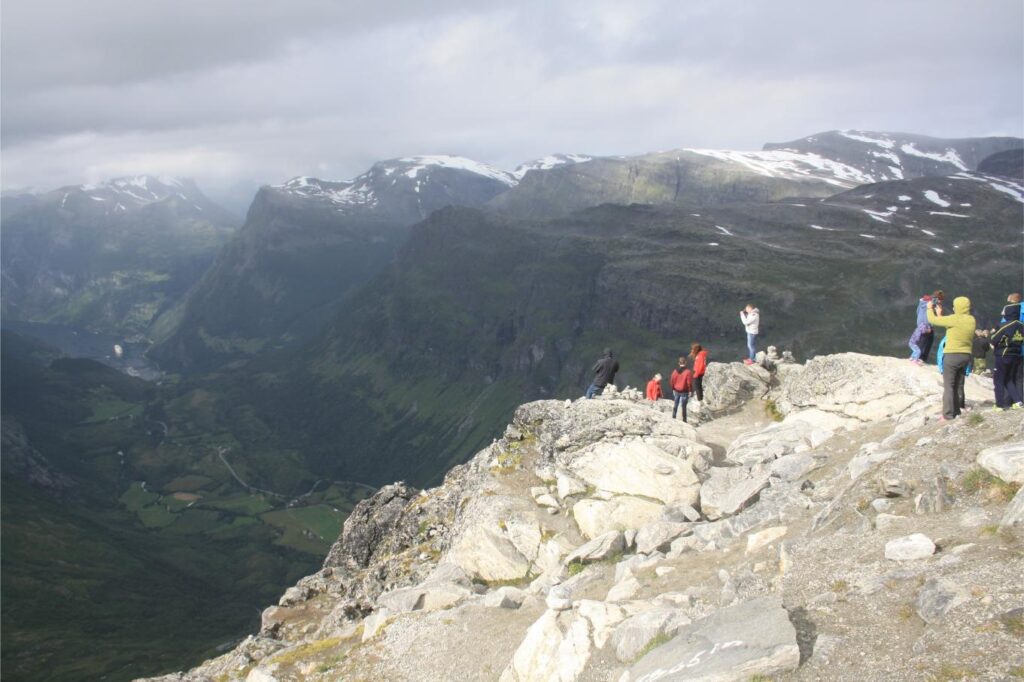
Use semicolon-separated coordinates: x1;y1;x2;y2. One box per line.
936;336;972;376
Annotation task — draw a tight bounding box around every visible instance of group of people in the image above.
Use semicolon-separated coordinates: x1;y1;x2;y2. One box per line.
585;302;763;423
643;344;709;422
910;290;1024;420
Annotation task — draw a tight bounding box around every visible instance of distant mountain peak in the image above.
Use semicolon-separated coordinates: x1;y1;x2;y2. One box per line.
388;155;517;186
512;153;594;179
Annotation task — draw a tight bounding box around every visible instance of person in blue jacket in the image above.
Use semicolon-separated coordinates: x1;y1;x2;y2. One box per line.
914;291;943;364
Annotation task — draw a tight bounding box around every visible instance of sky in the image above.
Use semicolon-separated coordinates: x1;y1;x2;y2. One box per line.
2;0;1023;210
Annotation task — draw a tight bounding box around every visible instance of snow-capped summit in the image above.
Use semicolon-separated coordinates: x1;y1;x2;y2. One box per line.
512;154;594;179
761;130;1021;184
274;156;516;219
391;155;517;186
47;175;212;215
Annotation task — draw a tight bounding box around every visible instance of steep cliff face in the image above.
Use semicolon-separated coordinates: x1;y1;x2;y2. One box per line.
142;353;1024;682
150;159;516;372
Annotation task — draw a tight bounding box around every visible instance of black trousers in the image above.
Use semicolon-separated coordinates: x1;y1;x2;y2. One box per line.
693;375;704;402
994;354;1023;407
919;331;935;364
942;353;970;419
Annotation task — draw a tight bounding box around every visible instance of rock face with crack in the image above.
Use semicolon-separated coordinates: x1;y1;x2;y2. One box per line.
622;597;800;681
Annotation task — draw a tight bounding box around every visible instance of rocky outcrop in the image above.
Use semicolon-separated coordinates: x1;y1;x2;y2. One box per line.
622;597;800;681
140;352;1024;682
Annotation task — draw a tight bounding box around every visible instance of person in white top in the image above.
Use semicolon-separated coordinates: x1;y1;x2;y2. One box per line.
740;304;760;364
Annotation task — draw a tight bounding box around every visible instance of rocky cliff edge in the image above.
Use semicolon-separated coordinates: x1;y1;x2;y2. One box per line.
142;353;1024;682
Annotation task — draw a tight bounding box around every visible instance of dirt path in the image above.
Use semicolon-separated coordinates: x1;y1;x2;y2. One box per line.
696;401;772;464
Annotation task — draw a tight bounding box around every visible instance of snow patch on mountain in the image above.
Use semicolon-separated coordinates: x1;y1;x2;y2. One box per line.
686;149;874;187
900;143;968;171
839;130;896;149
923;190;950;207
398;156;516;186
513;154;593;179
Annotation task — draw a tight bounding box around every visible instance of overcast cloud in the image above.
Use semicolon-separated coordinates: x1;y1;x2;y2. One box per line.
2;0;1022;209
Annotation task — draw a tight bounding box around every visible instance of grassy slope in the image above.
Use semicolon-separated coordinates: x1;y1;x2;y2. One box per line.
0;334;367;681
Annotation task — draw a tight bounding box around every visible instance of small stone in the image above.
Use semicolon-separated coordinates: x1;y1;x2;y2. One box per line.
916;437;934;447
746;526;788;554
535;493;560;509
870;498;892;512
623;529;637;549
874;513;909;531
545;586;573;611
606;574;642;602
667;535;698;558
362;609;391;641
1000;486;1024;528
655;566;676;577
914;476;953;515
483;586;526;609
564;531;625;566
635;521;691;555
879;478;911;498
915;577;968;623
884;533;935;561
555;470;587;499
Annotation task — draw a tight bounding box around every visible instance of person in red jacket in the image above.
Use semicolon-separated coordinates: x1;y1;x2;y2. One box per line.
646;373;664;401
689;343;708;403
669;358;693;421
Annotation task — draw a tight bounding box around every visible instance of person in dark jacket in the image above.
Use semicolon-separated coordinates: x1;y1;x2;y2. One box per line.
990;301;1024;410
586;348;620;399
971;330;990;373
669;357;693;421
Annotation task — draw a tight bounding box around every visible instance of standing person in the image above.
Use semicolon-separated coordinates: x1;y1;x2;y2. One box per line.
916;291;944;364
740;304;760;365
908;321;930;365
646;373;664;401
585;348;619;399
990;298;1024;410
972;330;990;374
927;296;976;421
689;343;708;402
669;357;693;422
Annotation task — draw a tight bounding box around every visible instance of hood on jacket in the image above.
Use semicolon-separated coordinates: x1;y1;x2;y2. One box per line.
1003;303;1022;321
953;296;971;315
602;348;614;358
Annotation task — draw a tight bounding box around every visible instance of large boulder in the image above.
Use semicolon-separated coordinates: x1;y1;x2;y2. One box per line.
501;610;592;682
566;439;701;507
702;362;772;415
612;607;691;663
1001;486;1024;529
573;496;666;539
623;596;800;681
977;442;1024;484
776;353;988;422
323;483;416;571
699;467;771;521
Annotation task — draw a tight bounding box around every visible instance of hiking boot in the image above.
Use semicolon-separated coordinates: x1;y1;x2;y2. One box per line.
1012;402;1024;410
743;358;755;365
991;405;1007;412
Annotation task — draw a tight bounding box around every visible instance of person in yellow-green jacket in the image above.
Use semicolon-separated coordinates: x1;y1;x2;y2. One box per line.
927;296;977;421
